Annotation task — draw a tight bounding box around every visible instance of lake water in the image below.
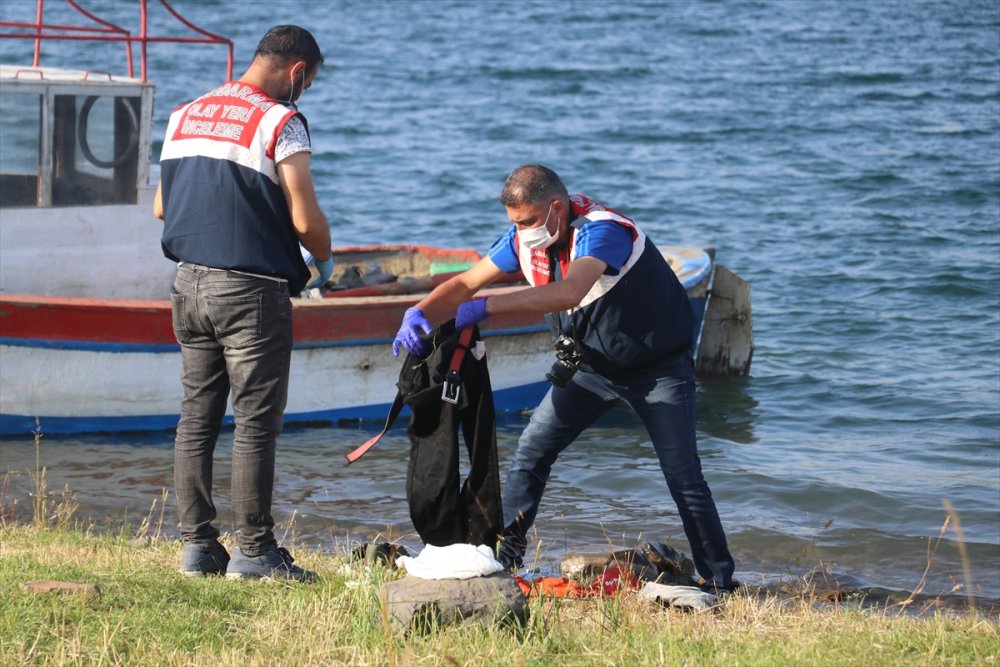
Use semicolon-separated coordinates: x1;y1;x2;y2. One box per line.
1;0;998;604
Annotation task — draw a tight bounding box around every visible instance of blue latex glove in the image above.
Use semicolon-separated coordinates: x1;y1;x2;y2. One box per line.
393;306;433;357
455;297;490;330
307;256;335;289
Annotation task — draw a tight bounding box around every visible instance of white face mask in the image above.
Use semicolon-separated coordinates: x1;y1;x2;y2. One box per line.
519;202;557;250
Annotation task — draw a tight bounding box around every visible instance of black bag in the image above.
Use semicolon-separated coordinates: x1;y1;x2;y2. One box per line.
345;321;504;548
398;321;503;547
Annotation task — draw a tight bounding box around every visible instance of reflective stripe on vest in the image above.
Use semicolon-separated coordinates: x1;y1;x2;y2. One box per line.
515;194;645;310
161;81;297;185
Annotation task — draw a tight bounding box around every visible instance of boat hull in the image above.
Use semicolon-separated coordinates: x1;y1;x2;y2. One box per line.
0;332;554;436
0;246;712;437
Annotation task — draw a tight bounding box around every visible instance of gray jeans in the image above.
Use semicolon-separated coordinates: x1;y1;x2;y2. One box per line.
169;264;292;555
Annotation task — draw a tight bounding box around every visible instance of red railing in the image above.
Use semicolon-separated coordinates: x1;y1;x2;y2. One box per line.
0;0;233;82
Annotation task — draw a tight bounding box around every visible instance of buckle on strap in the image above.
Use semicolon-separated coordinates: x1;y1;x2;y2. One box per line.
441;326;475;405
442;370;462;404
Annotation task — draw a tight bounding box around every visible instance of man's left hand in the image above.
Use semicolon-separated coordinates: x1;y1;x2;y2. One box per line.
307;256;335;289
455;297;490;330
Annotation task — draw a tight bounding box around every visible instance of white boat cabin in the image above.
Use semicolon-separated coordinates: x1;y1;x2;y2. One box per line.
0;65;172;299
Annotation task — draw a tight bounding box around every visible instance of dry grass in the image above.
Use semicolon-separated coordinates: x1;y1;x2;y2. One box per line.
1;524;996;667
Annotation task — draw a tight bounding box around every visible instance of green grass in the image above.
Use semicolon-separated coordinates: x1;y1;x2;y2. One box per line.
1;524;996;667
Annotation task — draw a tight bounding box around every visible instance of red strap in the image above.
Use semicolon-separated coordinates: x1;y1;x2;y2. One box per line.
449;326;475;372
344;391;404;464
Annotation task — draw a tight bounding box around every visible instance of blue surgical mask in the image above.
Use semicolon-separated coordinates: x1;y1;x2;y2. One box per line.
519;202;558;250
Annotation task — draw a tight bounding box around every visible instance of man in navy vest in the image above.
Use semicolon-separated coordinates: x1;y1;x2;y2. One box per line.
154;25;332;581
393;164;737;592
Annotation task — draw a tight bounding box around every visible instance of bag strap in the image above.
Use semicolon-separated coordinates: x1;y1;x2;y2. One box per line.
344;390;405;464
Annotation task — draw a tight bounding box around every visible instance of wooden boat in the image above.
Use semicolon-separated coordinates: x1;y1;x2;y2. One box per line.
0;2;751;437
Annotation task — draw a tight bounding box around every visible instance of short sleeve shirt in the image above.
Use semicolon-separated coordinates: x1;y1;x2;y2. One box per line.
488;218;634;275
275;115;311;164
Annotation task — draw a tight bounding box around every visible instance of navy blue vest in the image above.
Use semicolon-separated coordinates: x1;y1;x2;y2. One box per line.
516;195;695;376
158;82;310;294
547;234;695;376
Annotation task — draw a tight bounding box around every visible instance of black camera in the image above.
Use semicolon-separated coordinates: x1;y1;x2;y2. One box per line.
546;335;588;388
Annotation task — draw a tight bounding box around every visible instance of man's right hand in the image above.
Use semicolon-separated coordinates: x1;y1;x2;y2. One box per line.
393;306;433;357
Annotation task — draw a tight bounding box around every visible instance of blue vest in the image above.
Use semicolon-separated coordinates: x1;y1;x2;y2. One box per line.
517;195;695;375
158;82;310;294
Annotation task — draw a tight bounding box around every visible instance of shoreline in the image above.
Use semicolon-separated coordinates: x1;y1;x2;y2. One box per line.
2;462;996;616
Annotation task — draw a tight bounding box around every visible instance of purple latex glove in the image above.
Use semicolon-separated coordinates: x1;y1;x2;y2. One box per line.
393;306;432;357
455;297;490;330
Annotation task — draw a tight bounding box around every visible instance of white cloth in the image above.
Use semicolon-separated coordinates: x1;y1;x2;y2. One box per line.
637;582;719;612
396;543;504;580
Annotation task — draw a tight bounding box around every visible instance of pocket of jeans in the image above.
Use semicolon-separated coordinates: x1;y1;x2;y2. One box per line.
169;290;192;344
205;292;262;349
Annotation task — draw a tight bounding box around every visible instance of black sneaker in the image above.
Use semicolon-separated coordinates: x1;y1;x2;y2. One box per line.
699;578;745;596
225;546;316;582
179;541;230;577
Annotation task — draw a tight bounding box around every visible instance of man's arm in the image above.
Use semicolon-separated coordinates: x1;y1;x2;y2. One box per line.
479;256;607;316
415;256;506;323
153;182;164;220
276;151;331;261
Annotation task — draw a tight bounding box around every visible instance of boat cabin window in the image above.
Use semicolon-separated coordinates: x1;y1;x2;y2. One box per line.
52;94;141;206
0;89;141;209
0;93;42;208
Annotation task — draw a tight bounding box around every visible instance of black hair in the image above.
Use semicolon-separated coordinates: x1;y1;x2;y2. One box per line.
254;25;324;74
499;164;569;208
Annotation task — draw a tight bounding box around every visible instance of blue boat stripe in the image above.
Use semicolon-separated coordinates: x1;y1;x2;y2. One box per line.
0;380;550;437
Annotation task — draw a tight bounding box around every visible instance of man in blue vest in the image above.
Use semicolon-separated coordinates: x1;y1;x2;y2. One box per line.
154;25;332;581
393;164;737;592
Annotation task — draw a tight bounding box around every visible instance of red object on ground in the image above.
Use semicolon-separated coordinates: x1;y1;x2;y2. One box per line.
515;566;641;599
592;566;640;596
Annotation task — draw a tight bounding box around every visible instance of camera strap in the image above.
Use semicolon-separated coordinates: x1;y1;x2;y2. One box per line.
546;246;586;352
554;299;583;354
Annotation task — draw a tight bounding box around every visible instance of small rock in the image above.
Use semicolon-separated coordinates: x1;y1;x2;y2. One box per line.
561;542;698;587
23;580;101;596
560;553;608;579
642;542;697;585
608;548;660;582
350;542;411;568
802;569;872;601
381;572;527;633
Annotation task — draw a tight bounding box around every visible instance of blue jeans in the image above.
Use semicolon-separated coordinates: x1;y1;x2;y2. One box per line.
169;264;292;556
499;352;736;587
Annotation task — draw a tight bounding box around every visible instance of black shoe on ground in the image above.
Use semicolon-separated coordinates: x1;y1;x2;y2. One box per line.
699;578;745;596
179;541;230;577
225;546;316;582
497;550;523;574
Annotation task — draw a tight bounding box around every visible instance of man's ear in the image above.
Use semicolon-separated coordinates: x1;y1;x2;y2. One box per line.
553;198;567;224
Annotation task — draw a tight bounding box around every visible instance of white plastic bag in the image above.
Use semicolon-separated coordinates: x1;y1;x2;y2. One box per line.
396;543;504;580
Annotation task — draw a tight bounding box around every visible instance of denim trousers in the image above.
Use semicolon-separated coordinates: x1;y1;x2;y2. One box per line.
169;264;292;556
499;352;736;587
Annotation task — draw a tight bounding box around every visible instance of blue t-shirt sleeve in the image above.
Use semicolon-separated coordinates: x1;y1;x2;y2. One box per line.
574;220;633;274
487;226;521;273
